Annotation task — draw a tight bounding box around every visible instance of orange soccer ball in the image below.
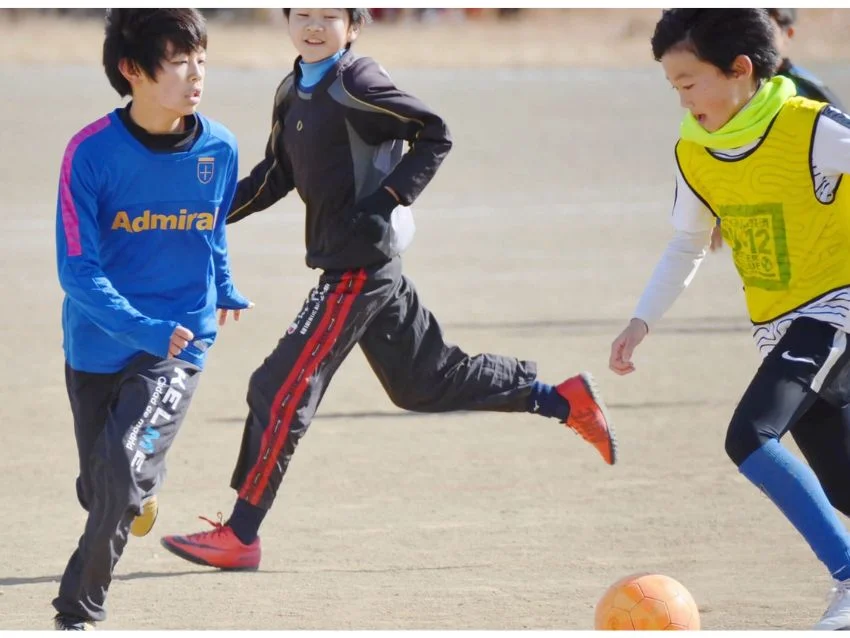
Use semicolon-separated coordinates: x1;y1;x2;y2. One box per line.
594;573;700;630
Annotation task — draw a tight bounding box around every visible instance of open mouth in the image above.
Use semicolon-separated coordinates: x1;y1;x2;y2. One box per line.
305;39;324;45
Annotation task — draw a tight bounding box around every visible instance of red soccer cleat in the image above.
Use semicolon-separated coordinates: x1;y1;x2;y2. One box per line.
556;373;617;465
160;514;261;571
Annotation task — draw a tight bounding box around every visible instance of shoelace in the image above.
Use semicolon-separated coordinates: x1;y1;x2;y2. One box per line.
189;512;228;540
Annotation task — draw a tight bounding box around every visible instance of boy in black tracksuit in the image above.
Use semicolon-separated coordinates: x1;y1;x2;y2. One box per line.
161;8;616;571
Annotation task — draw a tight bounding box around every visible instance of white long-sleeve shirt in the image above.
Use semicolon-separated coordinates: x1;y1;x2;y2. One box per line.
634;106;850;356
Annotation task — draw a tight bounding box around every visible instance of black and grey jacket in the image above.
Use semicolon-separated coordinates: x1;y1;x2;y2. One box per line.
779;59;845;111
227;49;453;270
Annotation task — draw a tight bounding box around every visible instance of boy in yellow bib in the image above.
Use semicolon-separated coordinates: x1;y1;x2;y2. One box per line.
708;7;846;252
610;9;850;630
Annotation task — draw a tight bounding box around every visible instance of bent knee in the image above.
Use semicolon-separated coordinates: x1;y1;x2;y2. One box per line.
725;415;775;468
247;367;274;404
88;460;143;515
385;390;421;412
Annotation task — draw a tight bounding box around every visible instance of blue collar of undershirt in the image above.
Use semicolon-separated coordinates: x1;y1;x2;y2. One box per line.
298;49;345;90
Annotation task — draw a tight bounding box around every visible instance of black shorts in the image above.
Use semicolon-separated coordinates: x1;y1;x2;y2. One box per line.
726;316;850;466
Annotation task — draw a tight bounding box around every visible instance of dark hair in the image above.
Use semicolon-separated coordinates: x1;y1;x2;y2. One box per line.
282;8;372;26
766;8;797;28
651;9;780;82
103;9;208;97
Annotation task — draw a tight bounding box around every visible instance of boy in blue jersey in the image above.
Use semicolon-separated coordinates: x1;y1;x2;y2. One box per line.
52;8;250;630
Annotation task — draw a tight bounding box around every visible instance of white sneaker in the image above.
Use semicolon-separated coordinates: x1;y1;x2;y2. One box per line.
53;613;95;630
814;579;850;630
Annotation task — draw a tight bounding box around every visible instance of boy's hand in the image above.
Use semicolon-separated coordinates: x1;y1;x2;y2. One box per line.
609;318;649;376
710;223;724;252
168;325;194;359
218;302;254;326
353;186;399;243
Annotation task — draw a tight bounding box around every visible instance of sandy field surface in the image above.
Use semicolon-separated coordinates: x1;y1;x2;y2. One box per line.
3;9;850;631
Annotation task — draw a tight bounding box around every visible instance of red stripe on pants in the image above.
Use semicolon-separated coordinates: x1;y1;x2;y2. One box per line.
240;269;367;504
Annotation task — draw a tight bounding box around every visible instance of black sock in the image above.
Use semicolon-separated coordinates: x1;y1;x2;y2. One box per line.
526;380;570;421
227;498;267;545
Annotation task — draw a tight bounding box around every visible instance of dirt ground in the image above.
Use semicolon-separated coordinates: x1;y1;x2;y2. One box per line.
2;10;850;631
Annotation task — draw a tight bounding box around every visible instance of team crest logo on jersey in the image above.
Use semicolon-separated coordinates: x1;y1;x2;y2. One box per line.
197;157;215;184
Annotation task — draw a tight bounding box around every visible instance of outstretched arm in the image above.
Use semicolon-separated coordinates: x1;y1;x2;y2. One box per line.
609;165;714;375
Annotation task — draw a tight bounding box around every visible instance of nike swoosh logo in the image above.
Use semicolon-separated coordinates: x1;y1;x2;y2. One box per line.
781;351;817;366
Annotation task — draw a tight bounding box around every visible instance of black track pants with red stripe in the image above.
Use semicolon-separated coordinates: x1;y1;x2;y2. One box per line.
231;257;538;509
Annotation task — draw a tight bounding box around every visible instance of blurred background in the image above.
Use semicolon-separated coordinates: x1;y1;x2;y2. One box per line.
2;8;850;69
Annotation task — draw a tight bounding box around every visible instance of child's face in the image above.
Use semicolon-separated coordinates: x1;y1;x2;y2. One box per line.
662;49;757;133
123;43;206;117
288;8;358;63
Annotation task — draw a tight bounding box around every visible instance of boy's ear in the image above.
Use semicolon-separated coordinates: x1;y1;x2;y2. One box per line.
118;58;144;87
348;23;360;44
730;54;754;80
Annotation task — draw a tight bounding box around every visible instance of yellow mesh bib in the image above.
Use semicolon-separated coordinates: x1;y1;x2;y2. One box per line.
676;97;850;324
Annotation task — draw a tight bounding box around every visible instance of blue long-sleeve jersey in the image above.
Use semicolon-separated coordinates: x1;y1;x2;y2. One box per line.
56;109;249;373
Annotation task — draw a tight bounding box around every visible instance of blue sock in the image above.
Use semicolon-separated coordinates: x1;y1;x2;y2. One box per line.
226;499;266;546
739;439;850;580
526;381;570;421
